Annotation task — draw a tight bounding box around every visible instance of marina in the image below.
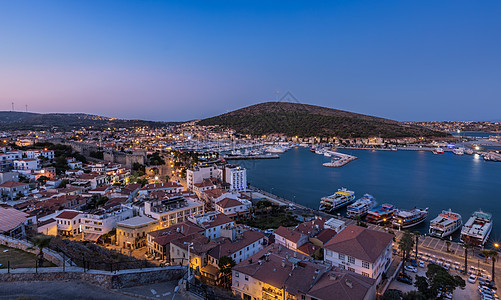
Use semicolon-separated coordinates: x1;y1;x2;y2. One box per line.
236;146;501;239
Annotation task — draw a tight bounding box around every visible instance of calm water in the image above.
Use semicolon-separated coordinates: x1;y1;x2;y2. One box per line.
236;147;501;242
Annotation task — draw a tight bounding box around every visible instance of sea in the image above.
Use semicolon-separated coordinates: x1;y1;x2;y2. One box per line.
235;146;501;243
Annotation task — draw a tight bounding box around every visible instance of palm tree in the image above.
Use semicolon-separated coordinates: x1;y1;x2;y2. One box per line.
398;231;414;267
32;235;52;267
413;231;420;262
485;250;498;281
463;243;472;275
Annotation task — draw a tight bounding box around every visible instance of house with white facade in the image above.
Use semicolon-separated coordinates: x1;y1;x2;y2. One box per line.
55;210;82;236
323;224;393;284
0;181;30;200
188;211;235;240
215;197;251;218
14;159;39;171
79;205;133;241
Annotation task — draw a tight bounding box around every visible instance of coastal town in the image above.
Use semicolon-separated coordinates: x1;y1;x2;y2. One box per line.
0;123;500;300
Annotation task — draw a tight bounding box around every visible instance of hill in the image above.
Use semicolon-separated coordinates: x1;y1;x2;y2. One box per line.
0;111;174;131
197;102;448;138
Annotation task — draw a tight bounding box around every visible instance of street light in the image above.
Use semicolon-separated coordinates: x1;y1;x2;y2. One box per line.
184;242;194;280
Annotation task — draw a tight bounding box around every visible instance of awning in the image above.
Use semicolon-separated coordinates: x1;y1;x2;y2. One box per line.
83;233;101;242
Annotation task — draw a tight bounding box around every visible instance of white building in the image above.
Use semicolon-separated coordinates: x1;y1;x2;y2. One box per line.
14;159;39;171
188;211;235;240
0;151;22;169
223;165;247;191
323;224;393;284
24;149;55;160
187;165;218;190
215;197;251;218
79;205;133;240
143;195;204;227
55;210;82;236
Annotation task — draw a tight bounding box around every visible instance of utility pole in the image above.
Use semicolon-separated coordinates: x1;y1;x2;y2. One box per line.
25;104;28;112
11;102;14;111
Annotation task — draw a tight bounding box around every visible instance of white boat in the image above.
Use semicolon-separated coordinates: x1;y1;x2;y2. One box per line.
346;194;377;218
460;210;492;246
392;208;428;229
452;147;464;155
429;209;463;238
432;147;444;154
265;146;285;153
324;152;331;157
319;188;356;212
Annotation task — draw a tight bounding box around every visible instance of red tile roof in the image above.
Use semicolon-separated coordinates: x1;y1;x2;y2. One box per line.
323;224;393;263
56;210;81;220
0;207;30;233
208;230;264;259
217;198;243;209
0;181;28;188
274;226;305;244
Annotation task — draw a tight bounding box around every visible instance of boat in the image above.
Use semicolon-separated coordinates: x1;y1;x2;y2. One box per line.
319;188;356;212
265;146;285;153
366;204;398;225
324;152;331;157
432;147;444;154
452;147;465;155
346;194;377;218
392;208;428;229
429;209;463;238
460;210;492;246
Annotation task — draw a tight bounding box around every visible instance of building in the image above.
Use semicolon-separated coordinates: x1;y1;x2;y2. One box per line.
274;226;308;251
0;181;30;200
0;206;36;238
147;221;204;261
232;244;377;300
323;225;393;284
222;165;247;191
138;182;184;196
116;216;159;249
143;195;204;227
215;197;251;218
0;151;22;169
24;149;55;160
188;211;235;240
14;159;40;171
170;233;217;271
79;205;133;241
55;210;82;236
187;165;218;190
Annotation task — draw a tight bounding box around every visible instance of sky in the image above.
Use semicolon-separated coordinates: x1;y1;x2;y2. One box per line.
1;1;500;122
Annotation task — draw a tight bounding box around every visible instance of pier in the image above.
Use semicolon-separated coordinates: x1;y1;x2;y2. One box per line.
322;150;357;167
223;154;280;160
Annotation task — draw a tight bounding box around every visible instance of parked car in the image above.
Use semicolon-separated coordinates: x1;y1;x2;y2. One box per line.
418;260;425;268
404;265;418;273
468;274;477;283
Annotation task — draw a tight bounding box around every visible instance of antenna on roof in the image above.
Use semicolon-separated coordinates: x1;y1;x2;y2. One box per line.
11;102;14;111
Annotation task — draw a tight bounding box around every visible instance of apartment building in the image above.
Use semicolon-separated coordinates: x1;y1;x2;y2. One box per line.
142;195;204;227
116;216;159;249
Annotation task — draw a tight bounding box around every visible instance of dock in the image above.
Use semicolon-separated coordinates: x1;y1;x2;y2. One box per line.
322;151;357;167
223;154;280;160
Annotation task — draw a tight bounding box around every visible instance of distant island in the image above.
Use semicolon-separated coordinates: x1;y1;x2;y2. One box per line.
197;102;448;138
0;111;177;131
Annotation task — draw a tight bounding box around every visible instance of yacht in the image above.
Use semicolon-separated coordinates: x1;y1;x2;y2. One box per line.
392;208;428;229
319;188;356;212
366;204;398;225
452;147;465;155
432;147;444;154
429;209;463;238
346;194;377;218
460;210;492;246
265;146;285;153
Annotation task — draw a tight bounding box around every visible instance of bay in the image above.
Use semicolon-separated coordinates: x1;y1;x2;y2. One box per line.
236;147;501;243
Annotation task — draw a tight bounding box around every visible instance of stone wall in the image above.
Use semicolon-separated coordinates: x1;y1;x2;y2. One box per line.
0;234;65;266
0;267;185;289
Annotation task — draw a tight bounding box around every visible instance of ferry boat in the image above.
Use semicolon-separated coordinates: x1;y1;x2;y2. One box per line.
460;210;492;246
429;209;463;238
346;194;377;218
319;188;356;212
392;208;428;229
432;147;444;154
366;204;398;225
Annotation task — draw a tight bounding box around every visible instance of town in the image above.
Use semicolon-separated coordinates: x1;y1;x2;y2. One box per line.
0;124;498;300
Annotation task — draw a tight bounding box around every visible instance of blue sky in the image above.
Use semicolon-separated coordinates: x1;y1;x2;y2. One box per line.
1;1;500;121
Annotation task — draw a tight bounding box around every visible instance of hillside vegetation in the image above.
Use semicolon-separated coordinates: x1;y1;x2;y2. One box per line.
198;102;448;138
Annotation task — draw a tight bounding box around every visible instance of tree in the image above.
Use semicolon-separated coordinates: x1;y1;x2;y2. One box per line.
413;231;420;261
398;231;414;266
383;289;402;300
484;250;498;281
415;263;465;299
218;256;236;289
446;240;451;253
37;175;50;185
403;291;427;300
463;243;472;275
32;235;53;267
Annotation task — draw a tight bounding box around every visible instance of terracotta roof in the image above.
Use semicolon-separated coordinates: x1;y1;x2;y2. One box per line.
217;198;243;209
194;180;214;188
171;234;218;255
297;242;318;257
203;188;227;199
0;181;28;188
140;182;182;191
314;228;337;244
208;230;264;259
274;226;305;244
295;217;327;235
199;213;234;229
307;269;375;300
56;210;81;220
149;221;203;246
323;224;393;263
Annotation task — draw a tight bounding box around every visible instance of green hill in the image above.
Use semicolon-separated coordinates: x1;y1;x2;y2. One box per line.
0;111;174;131
197;102;448;138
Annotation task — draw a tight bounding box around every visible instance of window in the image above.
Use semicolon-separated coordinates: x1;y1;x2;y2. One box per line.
362;261;370;269
244;275;249;281
348;256;355;264
348;267;355;272
338;253;345;261
235;272;239;278
362;272;370;277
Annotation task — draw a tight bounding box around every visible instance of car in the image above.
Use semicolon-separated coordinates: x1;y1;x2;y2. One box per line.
397;275;413;285
404;265;418;273
469;274;477;283
418;260;425;268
